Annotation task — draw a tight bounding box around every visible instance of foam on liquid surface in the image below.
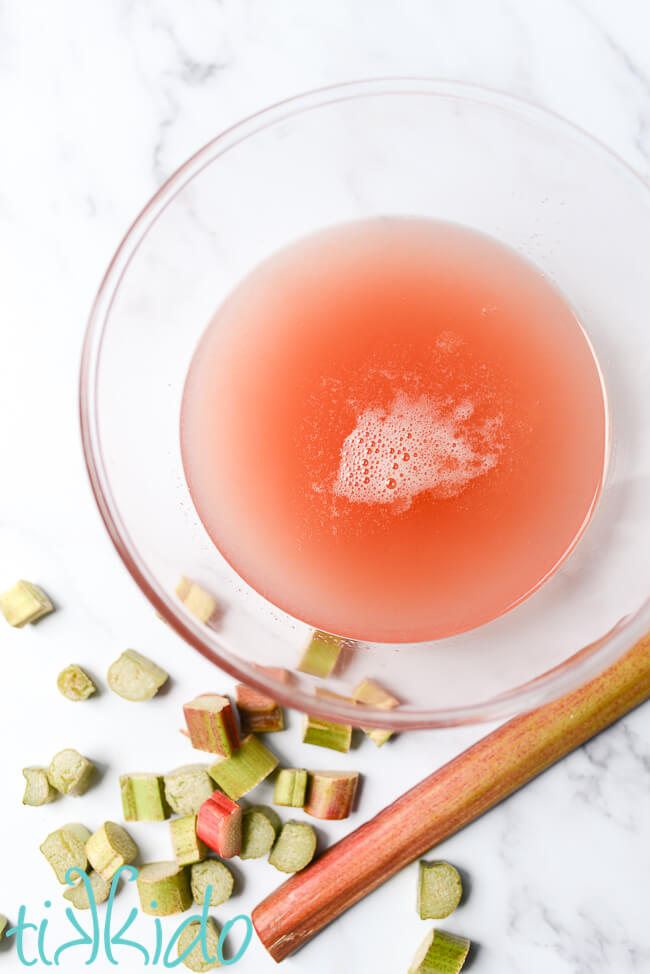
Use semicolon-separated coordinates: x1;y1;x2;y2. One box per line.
334;392;504;510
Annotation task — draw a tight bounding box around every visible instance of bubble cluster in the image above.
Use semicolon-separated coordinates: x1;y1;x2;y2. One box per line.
334;392;504;510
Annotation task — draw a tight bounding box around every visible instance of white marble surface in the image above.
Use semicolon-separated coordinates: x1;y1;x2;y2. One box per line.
1;1;649;972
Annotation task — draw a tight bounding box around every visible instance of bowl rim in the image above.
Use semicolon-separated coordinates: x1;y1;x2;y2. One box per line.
79;77;650;729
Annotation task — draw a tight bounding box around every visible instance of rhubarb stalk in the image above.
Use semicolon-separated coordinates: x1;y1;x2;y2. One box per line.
253;634;650;961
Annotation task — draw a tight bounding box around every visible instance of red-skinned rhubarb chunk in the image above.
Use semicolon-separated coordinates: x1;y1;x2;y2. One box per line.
196;791;242;859
241;704;284;734
305;771;360;820
235;683;285;734
183;694;240;756
235;684;277;712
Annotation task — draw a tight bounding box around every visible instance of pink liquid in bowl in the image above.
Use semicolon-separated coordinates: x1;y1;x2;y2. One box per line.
180;218;607;642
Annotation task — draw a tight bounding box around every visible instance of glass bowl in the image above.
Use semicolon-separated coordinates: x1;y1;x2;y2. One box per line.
80;80;650;730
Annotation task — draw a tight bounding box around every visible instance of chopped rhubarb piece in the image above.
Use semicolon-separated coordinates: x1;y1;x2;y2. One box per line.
208;734;278;800
183;694;240;756
235;683;285;734
305;771;359;820
196;791;242;859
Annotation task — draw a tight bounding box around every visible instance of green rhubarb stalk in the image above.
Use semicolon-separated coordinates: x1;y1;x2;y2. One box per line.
352;678;400;747
268;821;317;874
408;929;470;974
136;861;192;916
208;734;278;800
274;768;308;808
183;695;240;756
40;824;91;884
301;714;351;753
164;765;215;816
107;649;168;701
56;665;97;702
170;816;207;866
22;767;57;806
177;917;221;971
85;822;137;881
190;860;234;907
240;806;281;860
47;750;95;796
297;631;344;678
417;862;463;920
63;871;111;910
0;580;53;627
120;773;170;821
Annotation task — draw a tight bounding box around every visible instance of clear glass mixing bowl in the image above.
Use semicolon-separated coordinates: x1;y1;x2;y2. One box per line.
80;80;650;729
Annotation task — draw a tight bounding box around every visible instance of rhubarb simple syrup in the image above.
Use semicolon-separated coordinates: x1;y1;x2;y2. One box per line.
180;219;607;642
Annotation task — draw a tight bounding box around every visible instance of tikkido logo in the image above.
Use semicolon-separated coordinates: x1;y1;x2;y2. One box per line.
4;866;253;967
